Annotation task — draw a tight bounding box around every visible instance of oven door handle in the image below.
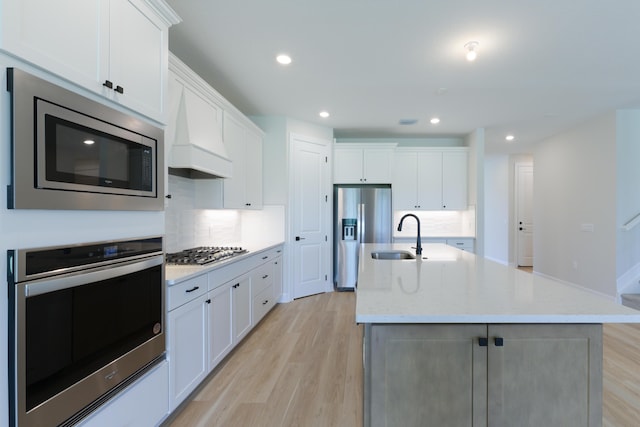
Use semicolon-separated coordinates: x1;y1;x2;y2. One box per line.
23;256;163;297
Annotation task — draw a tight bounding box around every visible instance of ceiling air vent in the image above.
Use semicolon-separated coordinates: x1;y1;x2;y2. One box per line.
399;119;418;125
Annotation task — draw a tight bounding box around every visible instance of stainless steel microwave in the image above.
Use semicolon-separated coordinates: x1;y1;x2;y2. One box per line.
7;68;164;211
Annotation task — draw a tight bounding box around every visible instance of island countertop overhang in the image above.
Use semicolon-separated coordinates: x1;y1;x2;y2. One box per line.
355;243;640;324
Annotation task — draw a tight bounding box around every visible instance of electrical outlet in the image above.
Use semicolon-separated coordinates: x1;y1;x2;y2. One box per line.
580;223;594;232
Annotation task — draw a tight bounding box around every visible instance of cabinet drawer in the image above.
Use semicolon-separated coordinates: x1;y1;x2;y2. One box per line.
446;239;475;252
252;262;274;297
168;275;208;311
252;283;274;325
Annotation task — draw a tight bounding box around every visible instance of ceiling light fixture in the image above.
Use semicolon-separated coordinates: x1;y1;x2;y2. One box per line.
464;41;479;61
276;54;292;65
430;117;440;124
83;139;95;145
319;111;330;118
505;135;515;141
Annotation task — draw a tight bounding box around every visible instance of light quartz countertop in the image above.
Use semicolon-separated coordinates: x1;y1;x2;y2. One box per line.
355;243;640;324
165;241;284;285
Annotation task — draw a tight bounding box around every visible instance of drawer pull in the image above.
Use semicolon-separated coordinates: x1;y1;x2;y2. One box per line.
494;337;504;347
206;299;211;304
233;283;240;289
262;299;269;305
478;337;488;347
185;286;200;293
262;274;269;279
262;256;268;260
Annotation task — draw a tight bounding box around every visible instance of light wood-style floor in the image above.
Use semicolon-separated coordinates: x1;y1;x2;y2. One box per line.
167;291;640;427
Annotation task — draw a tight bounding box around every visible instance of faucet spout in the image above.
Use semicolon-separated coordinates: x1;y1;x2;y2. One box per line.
397;213;422;256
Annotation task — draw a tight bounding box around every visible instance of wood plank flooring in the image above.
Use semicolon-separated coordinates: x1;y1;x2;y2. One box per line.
166;292;640;427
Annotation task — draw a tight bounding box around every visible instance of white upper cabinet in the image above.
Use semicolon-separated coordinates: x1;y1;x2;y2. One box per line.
393;148;468;210
0;0;180;122
334;144;395;184
441;150;468;210
221;112;264;209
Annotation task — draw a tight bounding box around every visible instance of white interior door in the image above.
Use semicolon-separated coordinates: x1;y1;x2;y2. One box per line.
291;135;331;299
516;163;534;267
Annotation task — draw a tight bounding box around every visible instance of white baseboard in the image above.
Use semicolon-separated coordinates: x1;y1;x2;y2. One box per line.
535;272;616;302
484;255;509;266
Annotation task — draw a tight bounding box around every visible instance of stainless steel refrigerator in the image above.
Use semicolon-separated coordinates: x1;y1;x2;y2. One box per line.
334;184;392;290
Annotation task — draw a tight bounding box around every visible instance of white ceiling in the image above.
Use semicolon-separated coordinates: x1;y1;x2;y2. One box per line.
166;0;640;154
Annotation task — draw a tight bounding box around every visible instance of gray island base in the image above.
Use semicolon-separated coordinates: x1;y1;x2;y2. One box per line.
356;244;640;427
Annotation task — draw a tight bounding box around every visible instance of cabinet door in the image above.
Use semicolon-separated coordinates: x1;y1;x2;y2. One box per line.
0;0;106;90
416;152;443;210
168;295;208;411
442;151;468;210
334;148;364;183
362;149;393;184
223;113;247;208
232;275;252;343
108;0;167;120
244;128;263;209
273;254;283;302
392;152;419;209
487;324;602;427
207;284;233;371
367;324;487;427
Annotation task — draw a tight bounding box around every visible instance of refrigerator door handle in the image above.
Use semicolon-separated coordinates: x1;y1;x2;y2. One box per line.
358;203;365;243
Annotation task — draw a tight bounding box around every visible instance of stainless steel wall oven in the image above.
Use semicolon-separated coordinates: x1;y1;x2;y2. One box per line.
7;67;164;211
8;237;165;427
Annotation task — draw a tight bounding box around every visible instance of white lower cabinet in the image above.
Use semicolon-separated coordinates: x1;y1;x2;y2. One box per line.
447;238;475;253
232;274;253;343
207;282;233;370
168;291;208;411
166;245;284;413
273;253;283;302
78;361;169;427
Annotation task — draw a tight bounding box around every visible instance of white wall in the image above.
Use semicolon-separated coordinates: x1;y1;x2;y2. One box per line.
534;112;617;297
615;110;640;294
484;154;509;264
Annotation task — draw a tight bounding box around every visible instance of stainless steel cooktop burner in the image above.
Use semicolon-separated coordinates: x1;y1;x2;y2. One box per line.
166;246;247;265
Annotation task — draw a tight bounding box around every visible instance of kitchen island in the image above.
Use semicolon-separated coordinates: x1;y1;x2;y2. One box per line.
356;243;640;427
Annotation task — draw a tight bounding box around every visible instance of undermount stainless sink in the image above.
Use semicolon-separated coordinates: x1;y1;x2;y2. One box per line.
371;250;416;260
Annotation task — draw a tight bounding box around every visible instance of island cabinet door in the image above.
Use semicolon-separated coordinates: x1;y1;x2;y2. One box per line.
366;324;488;427
486;324;602;427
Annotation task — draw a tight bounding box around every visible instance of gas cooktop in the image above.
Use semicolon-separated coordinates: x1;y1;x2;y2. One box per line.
166;246;248;266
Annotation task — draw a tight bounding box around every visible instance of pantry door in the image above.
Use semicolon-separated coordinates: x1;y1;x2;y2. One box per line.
290;134;331;299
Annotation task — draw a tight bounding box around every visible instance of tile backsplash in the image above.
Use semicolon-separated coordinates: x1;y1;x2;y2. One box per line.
165;175;284;253
393;207;476;238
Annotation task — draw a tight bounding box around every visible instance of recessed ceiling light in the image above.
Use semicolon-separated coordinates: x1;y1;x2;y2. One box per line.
276;54;292;65
430;117;441;124
464;41;479;61
319;111;330;118
505;135;515;141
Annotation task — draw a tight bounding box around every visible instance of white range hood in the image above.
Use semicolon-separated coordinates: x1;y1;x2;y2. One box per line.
168;76;232;179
